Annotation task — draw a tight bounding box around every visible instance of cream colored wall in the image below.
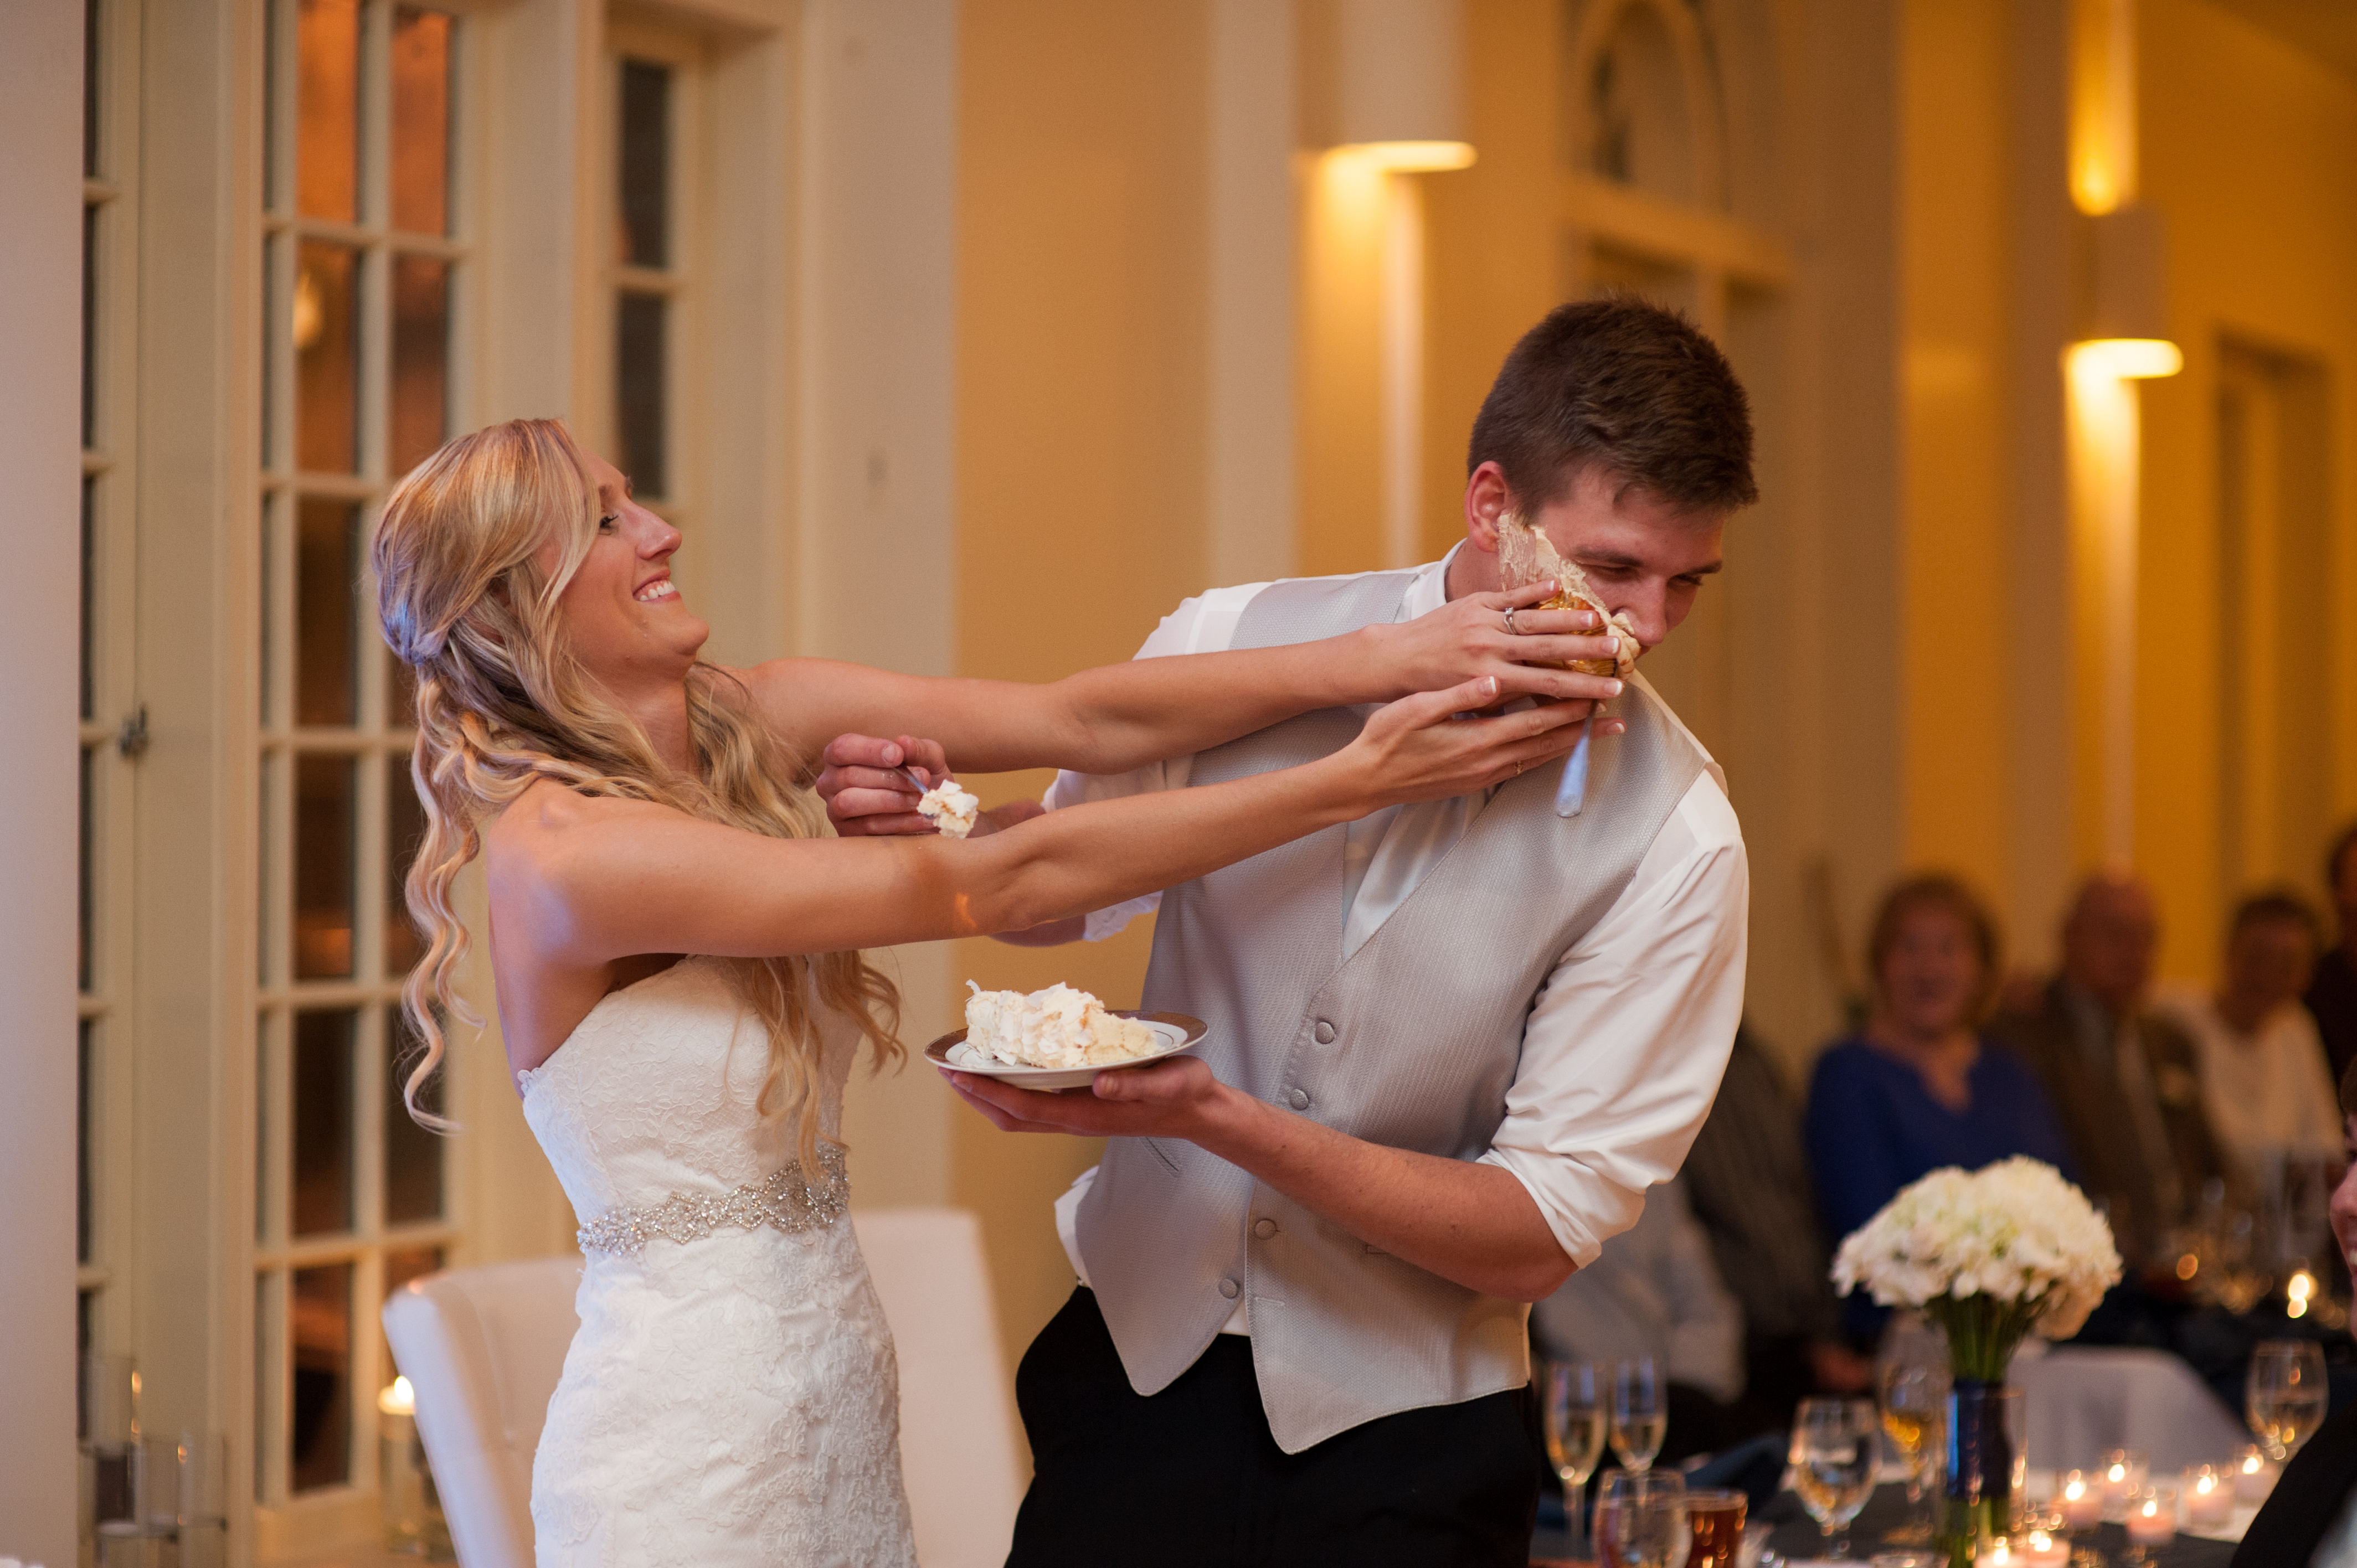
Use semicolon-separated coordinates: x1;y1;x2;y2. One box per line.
1899;0;2015;905
948;0;1214;1382
2133;0;2357;983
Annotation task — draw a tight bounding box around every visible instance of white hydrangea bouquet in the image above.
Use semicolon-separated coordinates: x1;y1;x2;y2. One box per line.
1831;1157;2122;1383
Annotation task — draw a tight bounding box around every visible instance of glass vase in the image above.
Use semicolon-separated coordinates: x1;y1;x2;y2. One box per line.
1937;1381;2025;1567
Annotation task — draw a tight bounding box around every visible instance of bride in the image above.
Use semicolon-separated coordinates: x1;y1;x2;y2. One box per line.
370;418;1615;1566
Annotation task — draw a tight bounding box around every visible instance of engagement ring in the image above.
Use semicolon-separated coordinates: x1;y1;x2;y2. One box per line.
1502;607;1520;637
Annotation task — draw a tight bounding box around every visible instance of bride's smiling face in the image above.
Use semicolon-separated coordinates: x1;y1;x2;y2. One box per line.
541;452;709;687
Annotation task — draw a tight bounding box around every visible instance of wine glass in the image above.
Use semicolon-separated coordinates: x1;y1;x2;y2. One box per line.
1542;1361;1609;1555
1596;1468;1687;1568
1879;1361;1946;1544
1612;1356;1667;1473
2247;1339;2328;1462
1791;1395;1880;1559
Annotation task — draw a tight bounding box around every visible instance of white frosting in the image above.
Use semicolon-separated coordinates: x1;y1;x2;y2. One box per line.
963;981;1160;1069
916;780;980;838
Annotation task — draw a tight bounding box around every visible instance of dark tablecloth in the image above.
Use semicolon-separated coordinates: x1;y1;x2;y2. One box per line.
1533;1482;2241;1565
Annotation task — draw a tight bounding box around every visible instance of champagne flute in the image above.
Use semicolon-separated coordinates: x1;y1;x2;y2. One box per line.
2247;1339;2329;1462
1542;1361;1609;1555
1879;1361;1945;1544
1612;1356;1668;1473
1792;1395;1880;1559
1596;1468;1688;1568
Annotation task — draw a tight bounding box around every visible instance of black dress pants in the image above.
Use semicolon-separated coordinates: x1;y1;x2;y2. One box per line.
1007;1288;1539;1567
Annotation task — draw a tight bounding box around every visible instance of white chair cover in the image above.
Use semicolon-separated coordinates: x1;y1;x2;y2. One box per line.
853;1207;1026;1568
380;1209;1023;1567
382;1256;581;1568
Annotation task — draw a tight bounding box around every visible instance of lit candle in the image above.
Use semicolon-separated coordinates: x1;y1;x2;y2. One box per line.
2182;1466;2233;1527
2126;1486;2178;1546
2099;1449;2149;1520
2058;1471;2104;1529
2015;1529;2071;1568
378;1375;416;1417
2234;1446;2278;1502
1973;1539;2013;1568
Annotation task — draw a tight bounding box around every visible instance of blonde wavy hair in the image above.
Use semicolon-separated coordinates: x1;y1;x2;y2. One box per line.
374;417;899;1174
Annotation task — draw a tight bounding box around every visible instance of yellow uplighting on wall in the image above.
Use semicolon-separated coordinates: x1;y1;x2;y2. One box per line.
1331;139;1478;173
2069;0;2136;215
2068;338;2184;380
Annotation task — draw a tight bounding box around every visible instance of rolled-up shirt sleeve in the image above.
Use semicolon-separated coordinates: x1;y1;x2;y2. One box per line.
1478;772;1748;1268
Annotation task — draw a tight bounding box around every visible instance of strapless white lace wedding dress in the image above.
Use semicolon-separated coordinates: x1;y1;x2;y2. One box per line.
518;955;917;1567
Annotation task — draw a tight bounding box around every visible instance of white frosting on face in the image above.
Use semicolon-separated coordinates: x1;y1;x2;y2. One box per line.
963;980;1161;1069
1494;511;1640;676
916;780;981;838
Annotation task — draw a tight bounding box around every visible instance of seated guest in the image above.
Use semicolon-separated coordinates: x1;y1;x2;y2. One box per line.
1531;1178;1764;1466
1682;1023;1873;1419
2231;1062;2357;1568
2158;891;2341;1192
2307;824;2357;1088
1807;874;2075;1339
1989;873;2231;1276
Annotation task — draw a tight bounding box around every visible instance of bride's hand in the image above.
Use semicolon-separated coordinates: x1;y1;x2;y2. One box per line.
1330;675;1615;808
815;733;953;837
1360;581;1625;707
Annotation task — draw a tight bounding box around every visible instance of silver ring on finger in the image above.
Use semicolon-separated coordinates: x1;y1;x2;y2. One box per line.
1502;607;1519;637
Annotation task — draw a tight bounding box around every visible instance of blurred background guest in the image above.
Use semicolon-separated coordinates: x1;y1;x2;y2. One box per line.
2307;826;2357;1089
1807;874;2073;1339
1989;874;2230;1276
2158;891;2340;1193
2226;1062;2357;1568
1531;1178;1771;1467
1682;1023;1872;1419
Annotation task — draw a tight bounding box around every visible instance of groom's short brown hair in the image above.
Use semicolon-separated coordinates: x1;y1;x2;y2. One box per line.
1468;297;1757;515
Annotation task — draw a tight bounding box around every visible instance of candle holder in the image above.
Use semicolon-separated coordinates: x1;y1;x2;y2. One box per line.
2123;1483;2177;1564
379;1376;455;1559
2096;1449;2148;1523
2180;1464;2234;1529
2055;1470;2104;1531
2231;1444;2278;1503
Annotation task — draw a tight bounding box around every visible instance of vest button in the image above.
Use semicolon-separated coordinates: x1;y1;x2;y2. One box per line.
1288;1088;1311;1110
1253;1218;1278;1239
1313;1019;1336;1044
1219;1277;1241;1299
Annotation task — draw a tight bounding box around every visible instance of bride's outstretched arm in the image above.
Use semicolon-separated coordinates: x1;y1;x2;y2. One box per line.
733;580;1622;778
495;678;1586;966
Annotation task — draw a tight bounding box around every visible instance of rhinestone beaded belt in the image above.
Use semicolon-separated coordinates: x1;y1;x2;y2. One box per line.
576;1144;850;1257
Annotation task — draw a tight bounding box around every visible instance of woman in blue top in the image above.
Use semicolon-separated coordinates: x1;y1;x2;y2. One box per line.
1807;873;2077;1340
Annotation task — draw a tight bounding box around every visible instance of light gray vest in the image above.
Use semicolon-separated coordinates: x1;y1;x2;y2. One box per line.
1073;569;1711;1452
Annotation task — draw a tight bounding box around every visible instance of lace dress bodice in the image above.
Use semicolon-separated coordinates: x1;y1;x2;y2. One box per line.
520;956;916;1567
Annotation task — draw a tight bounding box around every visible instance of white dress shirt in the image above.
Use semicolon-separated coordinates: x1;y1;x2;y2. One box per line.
1047;551;1750;1332
2156;984;2343;1188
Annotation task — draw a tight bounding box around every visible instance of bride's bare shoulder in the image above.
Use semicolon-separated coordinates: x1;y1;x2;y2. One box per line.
482;778;670;879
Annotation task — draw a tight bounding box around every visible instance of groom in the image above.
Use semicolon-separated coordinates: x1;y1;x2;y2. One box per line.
831;298;1753;1564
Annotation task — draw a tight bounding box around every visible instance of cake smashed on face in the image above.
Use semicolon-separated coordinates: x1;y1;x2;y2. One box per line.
963;981;1162;1070
1495;510;1640;678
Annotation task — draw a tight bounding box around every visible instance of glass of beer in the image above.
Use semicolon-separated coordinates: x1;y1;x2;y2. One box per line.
1682;1487;1747;1568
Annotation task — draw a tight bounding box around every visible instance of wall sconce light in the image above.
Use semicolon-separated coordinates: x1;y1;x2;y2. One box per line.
2068;338;2181;381
1331;140;1477;173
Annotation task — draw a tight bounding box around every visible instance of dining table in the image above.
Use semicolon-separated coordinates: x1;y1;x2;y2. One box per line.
1531;1480;2243;1566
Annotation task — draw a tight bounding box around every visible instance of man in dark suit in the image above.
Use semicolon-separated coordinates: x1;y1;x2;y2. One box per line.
1988;873;2230;1275
2305;824;2357;1089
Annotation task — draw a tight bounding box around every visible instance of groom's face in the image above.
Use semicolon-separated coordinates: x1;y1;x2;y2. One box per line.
1454;460;1725;652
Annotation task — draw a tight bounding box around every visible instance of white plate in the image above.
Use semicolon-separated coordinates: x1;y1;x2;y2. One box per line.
924;1013;1208;1092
